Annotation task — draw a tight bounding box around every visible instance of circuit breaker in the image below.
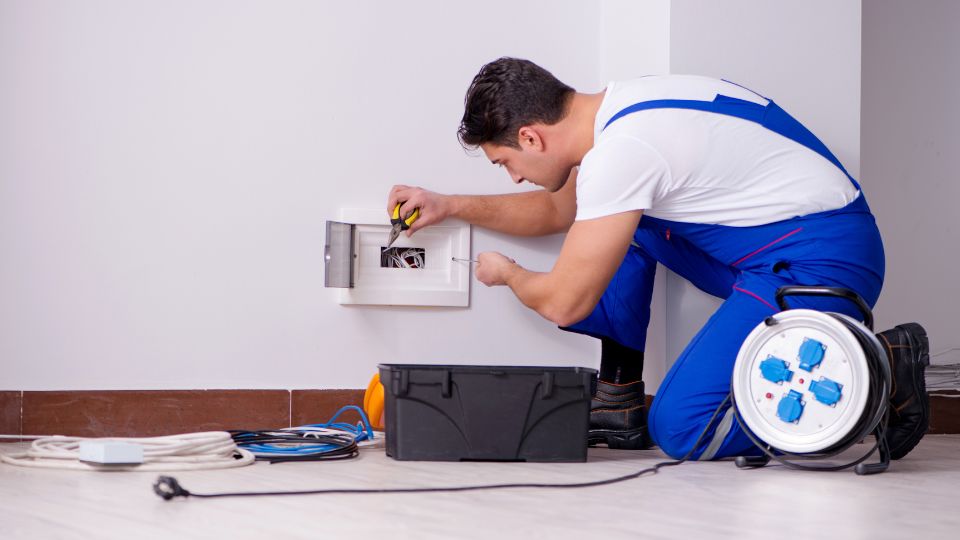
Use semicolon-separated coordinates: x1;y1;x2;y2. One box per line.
324;209;471;307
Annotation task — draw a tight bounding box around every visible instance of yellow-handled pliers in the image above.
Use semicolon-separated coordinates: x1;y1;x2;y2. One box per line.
386;203;420;247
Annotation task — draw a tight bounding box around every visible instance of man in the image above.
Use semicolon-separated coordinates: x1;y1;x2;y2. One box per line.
387;58;929;460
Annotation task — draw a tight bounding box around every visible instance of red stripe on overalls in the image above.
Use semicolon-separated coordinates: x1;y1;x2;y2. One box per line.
731;227;803;267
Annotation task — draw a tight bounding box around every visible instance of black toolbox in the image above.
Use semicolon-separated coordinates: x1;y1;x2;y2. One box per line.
378;364;596;462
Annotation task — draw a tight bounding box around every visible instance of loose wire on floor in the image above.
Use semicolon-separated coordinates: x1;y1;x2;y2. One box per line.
153;396;732;500
0;406;375;472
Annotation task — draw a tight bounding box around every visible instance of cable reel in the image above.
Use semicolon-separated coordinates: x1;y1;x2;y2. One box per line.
731;286;892;475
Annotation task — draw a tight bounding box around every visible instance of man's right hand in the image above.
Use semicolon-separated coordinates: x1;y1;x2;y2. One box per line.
386;170;577;238
387;185;454;237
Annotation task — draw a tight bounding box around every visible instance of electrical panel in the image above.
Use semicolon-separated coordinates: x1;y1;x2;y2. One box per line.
324;209;471;307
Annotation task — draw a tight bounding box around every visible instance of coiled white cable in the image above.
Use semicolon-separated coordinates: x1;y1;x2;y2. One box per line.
0;432;255;471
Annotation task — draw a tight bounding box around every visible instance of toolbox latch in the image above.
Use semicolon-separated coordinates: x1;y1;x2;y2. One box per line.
441;370;452;398
541;372;555;399
392;369;410;397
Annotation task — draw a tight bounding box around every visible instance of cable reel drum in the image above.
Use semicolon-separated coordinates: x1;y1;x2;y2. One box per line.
731;286;892;475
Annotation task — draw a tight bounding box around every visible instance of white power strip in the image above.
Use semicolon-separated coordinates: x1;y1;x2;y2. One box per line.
78;441;144;465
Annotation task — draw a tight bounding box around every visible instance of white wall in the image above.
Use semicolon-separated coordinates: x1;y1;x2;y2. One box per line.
664;0;863;364
0;0;877;392
0;0;613;390
598;0;671;391
862;0;959;364
0;1;683;390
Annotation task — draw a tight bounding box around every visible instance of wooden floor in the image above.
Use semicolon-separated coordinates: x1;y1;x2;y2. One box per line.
2;435;959;539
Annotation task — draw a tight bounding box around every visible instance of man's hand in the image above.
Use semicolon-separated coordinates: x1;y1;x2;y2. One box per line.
494;210;643;327
387;185;454;236
475;252;518;287
386;172;577;238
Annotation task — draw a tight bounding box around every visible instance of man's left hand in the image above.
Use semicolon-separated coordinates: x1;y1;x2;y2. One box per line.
475;251;517;287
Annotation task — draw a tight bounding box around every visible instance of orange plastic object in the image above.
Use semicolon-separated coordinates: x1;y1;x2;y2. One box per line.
363;373;385;430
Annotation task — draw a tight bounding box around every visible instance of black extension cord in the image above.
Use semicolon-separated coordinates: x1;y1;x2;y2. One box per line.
152;395;732;501
227;430;359;464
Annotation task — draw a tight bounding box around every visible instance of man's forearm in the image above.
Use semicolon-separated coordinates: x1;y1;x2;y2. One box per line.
475;210;641;329
448;191;571;237
501;263;589;327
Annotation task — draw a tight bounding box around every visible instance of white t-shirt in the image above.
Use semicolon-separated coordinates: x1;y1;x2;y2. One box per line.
575;76;859;226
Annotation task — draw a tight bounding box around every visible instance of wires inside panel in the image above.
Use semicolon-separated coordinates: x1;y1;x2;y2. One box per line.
380;247;426;269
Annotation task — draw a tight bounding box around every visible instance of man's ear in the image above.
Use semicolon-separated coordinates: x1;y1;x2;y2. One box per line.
517;126;544;151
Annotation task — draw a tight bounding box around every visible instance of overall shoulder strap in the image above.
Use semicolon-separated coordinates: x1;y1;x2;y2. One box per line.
603;94;859;190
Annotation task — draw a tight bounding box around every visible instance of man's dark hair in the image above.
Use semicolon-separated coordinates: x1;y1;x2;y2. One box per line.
458;58;575;149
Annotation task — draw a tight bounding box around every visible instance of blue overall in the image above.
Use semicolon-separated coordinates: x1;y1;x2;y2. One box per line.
565;93;886;460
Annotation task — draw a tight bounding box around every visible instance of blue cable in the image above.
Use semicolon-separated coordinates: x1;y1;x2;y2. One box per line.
231;405;376;458
302;405;375;442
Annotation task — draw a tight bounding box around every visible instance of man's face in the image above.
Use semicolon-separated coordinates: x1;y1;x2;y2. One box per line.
480;139;571;193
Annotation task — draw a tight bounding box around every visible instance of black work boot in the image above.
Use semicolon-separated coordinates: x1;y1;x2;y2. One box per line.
877;322;930;460
588;380;652;450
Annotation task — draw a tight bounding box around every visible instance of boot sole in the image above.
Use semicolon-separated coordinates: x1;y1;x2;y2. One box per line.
588;426;652;450
888;322;930;460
